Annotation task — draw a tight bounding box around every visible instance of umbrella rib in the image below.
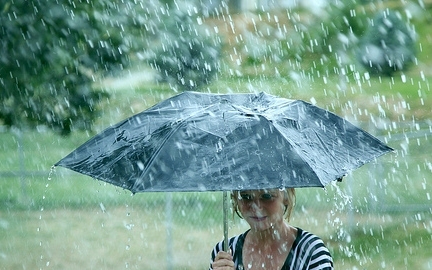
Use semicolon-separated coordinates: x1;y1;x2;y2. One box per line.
259;115;323;186
136;103;222;190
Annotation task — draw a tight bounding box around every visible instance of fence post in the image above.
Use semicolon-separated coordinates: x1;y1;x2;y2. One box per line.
15;128;28;202
166;192;173;270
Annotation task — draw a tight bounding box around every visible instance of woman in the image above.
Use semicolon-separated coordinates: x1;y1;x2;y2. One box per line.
210;188;333;270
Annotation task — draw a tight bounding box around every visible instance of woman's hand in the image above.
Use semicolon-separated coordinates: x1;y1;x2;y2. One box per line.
211;251;235;270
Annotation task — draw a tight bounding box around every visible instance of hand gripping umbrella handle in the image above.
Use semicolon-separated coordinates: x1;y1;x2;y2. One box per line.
223;191;229;252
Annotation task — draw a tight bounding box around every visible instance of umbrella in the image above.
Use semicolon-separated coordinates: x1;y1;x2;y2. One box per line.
55;91;392;251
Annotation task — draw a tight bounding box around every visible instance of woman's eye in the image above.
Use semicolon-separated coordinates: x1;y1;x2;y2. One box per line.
240;194;253;200
260;193;274;201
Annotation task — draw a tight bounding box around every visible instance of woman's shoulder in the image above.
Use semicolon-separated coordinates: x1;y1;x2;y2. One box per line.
296;227;325;242
293;227;331;254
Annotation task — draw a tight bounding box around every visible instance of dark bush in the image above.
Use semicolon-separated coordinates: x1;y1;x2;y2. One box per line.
146;10;221;91
356;9;417;76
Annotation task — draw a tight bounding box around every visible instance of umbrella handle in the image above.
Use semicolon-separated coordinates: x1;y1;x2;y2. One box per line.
223;191;229;252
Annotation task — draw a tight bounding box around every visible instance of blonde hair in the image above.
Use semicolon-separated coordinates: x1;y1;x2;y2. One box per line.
231;188;296;222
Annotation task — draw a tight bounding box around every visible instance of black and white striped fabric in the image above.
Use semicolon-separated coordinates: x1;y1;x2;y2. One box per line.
210;228;333;270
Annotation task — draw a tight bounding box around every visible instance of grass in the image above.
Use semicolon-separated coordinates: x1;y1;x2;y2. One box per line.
1;4;432;270
2;203;431;269
329;213;432;269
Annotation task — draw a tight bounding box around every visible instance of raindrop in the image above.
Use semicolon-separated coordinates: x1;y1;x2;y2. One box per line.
124;221;134;230
310;97;317;105
137;161;144;170
99;203;106;213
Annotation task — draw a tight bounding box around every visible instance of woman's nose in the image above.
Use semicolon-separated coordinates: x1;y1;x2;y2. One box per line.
250;200;263;210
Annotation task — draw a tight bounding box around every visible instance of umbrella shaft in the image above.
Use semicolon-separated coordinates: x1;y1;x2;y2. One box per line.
223;191;229;252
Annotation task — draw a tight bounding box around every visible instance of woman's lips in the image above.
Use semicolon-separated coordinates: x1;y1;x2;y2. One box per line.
250;216;267;222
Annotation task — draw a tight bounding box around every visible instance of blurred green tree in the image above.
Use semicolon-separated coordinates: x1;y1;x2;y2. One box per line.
0;0;136;135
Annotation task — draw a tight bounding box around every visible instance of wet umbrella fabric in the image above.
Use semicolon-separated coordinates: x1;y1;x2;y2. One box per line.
56;91;392;192
55;91;392;251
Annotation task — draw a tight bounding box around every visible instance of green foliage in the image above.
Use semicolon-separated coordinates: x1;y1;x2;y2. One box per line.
289;0;371;73
319;0;368;53
145;8;221;91
0;0;138;135
233;1;371;77
356;9;417;76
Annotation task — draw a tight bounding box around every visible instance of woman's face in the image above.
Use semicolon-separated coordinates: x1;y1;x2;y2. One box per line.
236;189;288;231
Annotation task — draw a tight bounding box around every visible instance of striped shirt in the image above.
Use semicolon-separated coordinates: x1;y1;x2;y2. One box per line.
210;228;333;270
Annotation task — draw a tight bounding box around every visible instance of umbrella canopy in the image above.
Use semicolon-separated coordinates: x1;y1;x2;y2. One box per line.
56;91;392;193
